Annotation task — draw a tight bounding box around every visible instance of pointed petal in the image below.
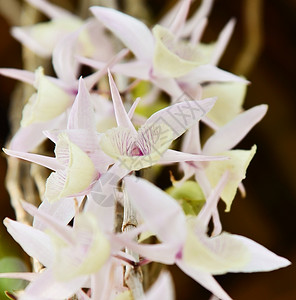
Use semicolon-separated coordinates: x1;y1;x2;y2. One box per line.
4;218;54;267
146;98;216;140
3;148;61;171
169;0;192;35
124;176;186;246
210;19;236;65
181;65;249;84
25;0;74;19
198;171;229;227
159;149;227;164
0;68;35;85
52;30;80;84
152;77;183;98
229;235;291;273
90;6;154;62
83;48;129;90
177;260;232;300
11;26;51;57
181;0;214;37
33;196;84;230
205;146;257;211
181;123;201;154
146;271;175;300
23;268;88;299
67;77;96;130
21;201;74;245
127;97;141;119
0;272;37;281
108;70;136;132
203;105;268;154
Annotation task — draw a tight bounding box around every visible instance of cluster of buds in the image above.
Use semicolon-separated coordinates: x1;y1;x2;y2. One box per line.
0;0;290;299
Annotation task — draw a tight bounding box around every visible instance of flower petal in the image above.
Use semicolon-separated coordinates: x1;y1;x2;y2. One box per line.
4;218;54;267
90;6;154;62
205;146;257;211
0;68;35;85
202;105;268;154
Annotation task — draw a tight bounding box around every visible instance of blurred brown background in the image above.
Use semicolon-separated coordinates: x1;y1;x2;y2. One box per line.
0;0;295;299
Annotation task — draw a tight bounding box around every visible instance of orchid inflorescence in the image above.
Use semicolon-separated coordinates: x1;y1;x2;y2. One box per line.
0;0;290;299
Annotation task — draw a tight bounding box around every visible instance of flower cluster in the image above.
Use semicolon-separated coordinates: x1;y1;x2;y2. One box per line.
0;0;290;299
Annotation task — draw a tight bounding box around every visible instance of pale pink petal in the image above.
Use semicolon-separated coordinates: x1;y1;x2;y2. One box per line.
202;105;268;155
9;110;67;152
146;98;216;140
169;0;191;36
210;19;236;65
146;271;175;300
33;196;84;230
78;57;150;80
127;97;141;119
23;268;88;299
3;148;61;171
90;6;154;62
181;0;214;37
25;0;74;19
108;71;136;132
124;176;186;246
67;78;96;130
83;48;129;90
152;77;183;98
190;18;208;44
159;149;227;164
181;123;201;154
180;65;249;84
0;272;37;281
198;171;229;227
229;235;291;273
52;30;80;84
0;68;35;85
22;201;74;245
4;218;54;267
177;260;232;300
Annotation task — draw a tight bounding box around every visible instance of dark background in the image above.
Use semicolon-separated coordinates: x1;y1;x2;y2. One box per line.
0;0;295;299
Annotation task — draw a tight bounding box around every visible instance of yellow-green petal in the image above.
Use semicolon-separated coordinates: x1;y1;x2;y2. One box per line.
205;145;257;211
153;25;213;78
45;133;96;202
202;81;247;126
21;67;72;127
183;219;250;275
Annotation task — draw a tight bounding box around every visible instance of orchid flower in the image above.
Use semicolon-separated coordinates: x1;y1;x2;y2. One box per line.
180;104;268;213
1;201;128;300
11;0;113;60
119;176;290;300
0;48;128;151
78;1;247;99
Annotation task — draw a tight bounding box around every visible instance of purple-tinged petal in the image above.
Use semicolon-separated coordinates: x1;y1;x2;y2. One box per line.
181;123;201;154
108;71;136;133
90;6;154;62
4;218;54;267
151;77;183;98
177;260;232;300
124;176;186;246
127;97;141;119
3;148;61;171
0;68;35;85
202;105;268;155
